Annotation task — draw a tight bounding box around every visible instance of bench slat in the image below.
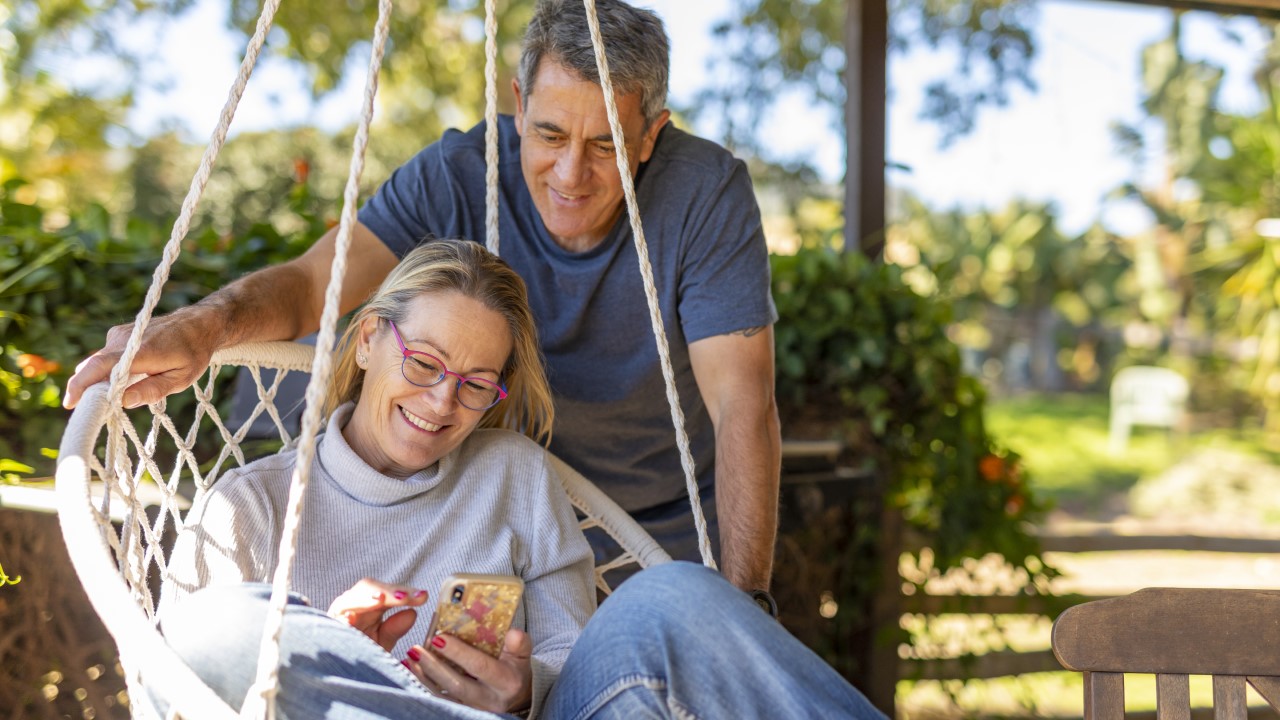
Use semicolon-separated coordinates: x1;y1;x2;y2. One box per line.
1213;676;1247;720
1246;676;1280;713
1086;672;1125;720
1157;673;1191;720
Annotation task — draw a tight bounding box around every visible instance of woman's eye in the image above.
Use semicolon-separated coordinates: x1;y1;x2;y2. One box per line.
411;357;442;375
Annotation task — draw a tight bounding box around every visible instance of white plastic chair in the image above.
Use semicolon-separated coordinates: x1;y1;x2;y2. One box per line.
1108;366;1189;455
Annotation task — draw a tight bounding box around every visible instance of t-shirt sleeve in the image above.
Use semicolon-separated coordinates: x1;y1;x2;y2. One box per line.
357;139;466;258
675;158;778;343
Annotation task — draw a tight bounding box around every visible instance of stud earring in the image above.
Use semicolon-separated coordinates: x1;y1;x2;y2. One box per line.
356;352;367;365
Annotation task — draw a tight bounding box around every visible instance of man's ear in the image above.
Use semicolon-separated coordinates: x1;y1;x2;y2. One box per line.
638;109;671;164
512;79;526;134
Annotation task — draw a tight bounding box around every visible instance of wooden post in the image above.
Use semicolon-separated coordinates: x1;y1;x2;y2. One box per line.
843;0;887;259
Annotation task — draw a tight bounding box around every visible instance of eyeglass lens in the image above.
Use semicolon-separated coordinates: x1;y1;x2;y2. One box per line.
400;355;502;410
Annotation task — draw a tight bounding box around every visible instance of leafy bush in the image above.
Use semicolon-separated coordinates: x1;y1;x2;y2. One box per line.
0;178;325;481
773;246;1050;569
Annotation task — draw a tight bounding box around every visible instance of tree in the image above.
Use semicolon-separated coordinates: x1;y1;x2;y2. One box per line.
687;0;1039;163
888;193;1133;391
1113;14;1280;441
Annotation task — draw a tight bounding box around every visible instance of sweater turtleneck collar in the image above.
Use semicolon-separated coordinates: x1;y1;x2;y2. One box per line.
316;402;454;506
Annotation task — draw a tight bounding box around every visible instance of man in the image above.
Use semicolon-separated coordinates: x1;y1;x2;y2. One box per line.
64;0;781;598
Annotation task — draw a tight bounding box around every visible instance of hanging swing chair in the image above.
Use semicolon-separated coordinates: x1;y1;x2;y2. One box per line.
55;0;715;716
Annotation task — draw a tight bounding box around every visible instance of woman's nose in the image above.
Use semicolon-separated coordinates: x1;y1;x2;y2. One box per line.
421;380;458;414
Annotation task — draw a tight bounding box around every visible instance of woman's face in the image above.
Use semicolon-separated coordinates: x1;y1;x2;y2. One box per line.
346;291;513;478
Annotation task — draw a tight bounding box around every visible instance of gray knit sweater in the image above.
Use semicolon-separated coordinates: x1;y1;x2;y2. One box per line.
160;403;596;716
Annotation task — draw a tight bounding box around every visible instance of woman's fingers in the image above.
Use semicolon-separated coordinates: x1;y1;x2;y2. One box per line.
329;578;428;619
376;607;419;651
410;634;531;713
327;579;428;648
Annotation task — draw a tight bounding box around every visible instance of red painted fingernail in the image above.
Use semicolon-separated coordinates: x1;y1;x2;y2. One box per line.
394;591;407;600
401;659;411;668
407;648;421;661
431;636;446;649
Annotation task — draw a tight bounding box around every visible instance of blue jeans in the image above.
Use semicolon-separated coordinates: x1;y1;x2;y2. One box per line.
155;563;885;719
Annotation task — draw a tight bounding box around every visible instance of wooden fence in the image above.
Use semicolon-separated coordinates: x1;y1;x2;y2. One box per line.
899;527;1280;682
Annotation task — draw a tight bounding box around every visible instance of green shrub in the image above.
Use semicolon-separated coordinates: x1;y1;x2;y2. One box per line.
773;246;1049;567
0;178;324;481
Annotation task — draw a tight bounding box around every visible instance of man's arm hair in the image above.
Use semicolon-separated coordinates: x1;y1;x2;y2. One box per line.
688;327;782;591
64;222;398;409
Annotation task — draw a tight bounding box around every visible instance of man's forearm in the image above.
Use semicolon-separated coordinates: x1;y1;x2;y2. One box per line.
190;261;322;348
715;399;782;591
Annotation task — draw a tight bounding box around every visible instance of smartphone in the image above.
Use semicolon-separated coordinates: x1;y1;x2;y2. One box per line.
425;573;524;658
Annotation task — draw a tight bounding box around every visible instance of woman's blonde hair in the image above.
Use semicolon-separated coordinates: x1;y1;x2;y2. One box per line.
323;239;555;445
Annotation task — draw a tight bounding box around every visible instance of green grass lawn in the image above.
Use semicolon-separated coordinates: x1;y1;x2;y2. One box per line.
985;393;1278;518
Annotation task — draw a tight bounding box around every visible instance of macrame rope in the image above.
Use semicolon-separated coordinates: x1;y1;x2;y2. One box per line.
484;0;500;255
580;0;715;569
102;0;285;574
242;0;395;716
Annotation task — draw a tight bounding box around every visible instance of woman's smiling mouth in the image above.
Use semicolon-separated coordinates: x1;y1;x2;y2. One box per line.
399;406;443;432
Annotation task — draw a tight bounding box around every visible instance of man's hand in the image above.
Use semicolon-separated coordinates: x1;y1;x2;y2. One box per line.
63;307;223;410
328;578;430;653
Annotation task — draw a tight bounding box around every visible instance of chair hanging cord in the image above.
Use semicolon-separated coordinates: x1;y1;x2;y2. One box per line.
104;0;283;411
581;0;715;569
484;0;500;255
102;0;286;504
242;0;394;717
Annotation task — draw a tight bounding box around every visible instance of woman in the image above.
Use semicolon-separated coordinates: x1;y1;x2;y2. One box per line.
158;240;886;720
159;239;596;717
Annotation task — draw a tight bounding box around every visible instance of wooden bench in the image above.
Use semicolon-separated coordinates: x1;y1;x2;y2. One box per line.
1052;587;1280;720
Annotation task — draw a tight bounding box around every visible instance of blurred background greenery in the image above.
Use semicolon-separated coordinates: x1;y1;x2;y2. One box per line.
2;0;1279;717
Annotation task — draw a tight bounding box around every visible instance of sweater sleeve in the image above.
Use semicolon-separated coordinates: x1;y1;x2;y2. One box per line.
516;447;597;719
158;465;284;616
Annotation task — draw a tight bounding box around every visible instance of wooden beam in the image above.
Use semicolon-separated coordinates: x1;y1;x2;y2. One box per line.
844;0;887;258
1104;0;1280;18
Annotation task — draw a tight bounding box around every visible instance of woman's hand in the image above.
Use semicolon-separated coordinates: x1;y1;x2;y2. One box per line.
404;628;533;714
327;578;429;652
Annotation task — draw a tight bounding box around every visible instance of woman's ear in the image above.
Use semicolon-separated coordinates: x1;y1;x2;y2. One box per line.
355;316;381;368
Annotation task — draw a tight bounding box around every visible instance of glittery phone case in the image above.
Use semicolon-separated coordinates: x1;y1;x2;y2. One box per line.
426;574;524;658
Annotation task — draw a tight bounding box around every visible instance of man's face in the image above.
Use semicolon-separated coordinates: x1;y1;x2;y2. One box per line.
514;60;669;253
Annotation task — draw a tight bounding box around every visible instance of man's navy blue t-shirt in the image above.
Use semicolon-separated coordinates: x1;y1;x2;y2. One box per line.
358;116;776;563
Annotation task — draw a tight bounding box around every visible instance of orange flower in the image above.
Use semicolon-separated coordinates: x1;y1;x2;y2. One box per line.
16;354;61;378
293;158;311;184
1005;494;1026;517
978;454;1005;482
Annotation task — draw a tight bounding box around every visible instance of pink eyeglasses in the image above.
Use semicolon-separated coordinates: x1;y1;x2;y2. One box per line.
387;320;508;411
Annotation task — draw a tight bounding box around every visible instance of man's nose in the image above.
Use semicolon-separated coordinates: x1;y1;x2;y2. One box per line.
553;148;588;186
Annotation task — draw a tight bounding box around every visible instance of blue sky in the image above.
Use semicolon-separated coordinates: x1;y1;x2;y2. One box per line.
49;0;1274;236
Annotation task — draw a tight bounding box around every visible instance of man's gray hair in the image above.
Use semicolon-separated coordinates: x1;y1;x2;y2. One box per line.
519;0;670;127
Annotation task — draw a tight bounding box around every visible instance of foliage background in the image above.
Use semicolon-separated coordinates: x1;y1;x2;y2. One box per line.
3;0;1280;714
